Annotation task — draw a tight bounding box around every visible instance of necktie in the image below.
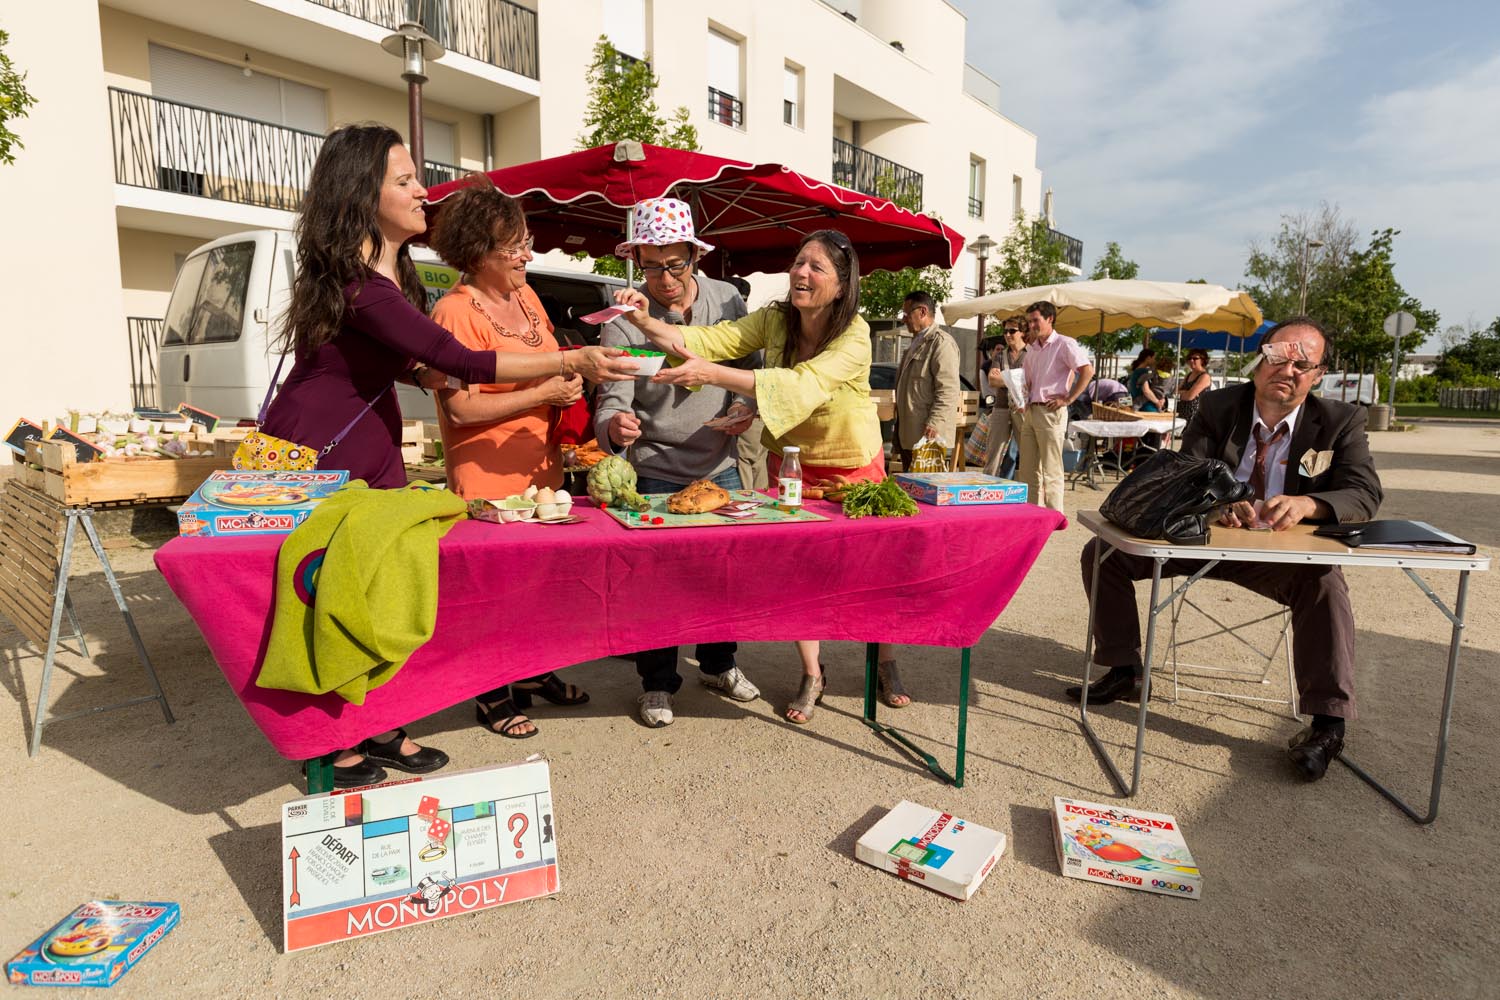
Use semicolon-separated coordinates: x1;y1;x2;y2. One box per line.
1249;423;1287;501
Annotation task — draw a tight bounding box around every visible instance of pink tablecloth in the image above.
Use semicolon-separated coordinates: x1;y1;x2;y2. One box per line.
155;498;1066;758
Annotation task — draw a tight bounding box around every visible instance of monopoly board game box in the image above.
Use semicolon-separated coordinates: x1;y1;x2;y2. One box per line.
177;470;349;537
281;757;558;952
854;801;1006;900
893;472;1028;506
1052;797;1202;899
6;900;179;988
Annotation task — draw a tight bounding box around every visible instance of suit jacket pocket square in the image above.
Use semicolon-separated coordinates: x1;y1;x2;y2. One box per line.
1299;449;1333;477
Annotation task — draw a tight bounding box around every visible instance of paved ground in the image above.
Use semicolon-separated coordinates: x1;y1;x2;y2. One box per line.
3;424;1497;999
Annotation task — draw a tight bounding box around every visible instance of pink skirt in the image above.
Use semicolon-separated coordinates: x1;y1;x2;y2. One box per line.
768;450;886;486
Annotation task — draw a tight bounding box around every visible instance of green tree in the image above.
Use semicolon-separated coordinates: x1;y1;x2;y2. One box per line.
1434;317;1500;381
859;265;953;321
986;211;1072;292
576;37;699;277
0;27;38;165
1081;241;1145;362
1243;202;1358;323
1324;228;1439;372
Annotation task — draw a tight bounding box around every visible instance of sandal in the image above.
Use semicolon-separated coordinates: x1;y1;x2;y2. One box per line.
475;693;539;739
511;671;591;709
877;661;911;708
359;727;451;774
785;667;826;725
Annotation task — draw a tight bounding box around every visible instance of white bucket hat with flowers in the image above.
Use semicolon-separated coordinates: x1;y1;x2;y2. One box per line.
614;197;716;258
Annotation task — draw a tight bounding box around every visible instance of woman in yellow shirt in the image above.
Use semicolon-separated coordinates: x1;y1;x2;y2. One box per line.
614;228;882;725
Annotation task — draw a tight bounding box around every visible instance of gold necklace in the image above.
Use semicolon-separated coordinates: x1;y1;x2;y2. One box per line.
467;285;543;348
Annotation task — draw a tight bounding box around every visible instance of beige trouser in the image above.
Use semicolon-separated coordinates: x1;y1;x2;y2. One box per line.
1016;403;1069;512
735;417;769;490
982;404;1016;477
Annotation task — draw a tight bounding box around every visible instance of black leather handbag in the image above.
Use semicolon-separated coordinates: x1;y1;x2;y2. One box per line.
1100;450;1251;545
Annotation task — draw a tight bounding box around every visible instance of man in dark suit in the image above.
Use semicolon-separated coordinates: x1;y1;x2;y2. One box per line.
1069;317;1383;781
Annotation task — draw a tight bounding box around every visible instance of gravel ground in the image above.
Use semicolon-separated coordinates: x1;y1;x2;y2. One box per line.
3;423;1497;999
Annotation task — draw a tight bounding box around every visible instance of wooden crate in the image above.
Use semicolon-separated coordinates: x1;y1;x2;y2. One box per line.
0;480;67;647
401;420;426;445
870;389;896;423
17;440;46;490
1092;401;1174;422
37;439;229;507
401;442;423;464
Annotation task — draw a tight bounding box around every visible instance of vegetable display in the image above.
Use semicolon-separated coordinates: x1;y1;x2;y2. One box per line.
585;454;651;511
839;479;918;519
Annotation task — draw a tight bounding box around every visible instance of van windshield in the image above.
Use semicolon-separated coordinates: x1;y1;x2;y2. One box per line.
162;242;255;345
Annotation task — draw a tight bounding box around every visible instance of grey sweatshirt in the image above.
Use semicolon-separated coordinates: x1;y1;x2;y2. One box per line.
593;274;758;486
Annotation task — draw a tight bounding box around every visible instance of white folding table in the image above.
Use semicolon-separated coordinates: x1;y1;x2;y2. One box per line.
1075;510;1487;825
1068;418;1185;490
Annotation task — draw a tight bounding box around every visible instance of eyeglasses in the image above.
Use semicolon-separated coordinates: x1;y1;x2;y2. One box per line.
491;234;535;259
1259;342;1325;374
639;260;693;277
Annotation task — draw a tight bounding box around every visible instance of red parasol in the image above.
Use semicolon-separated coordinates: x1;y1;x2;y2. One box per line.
421;141;964;275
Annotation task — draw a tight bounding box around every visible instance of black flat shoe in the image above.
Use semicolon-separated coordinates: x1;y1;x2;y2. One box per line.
1066;666;1144;704
1287;725;1345;782
358;728;450;774
476;698;539;739
303;756;387;789
511;671;590;708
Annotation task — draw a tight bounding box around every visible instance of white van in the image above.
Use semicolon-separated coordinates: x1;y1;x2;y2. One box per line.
1316;372;1377;405
156;230;624;422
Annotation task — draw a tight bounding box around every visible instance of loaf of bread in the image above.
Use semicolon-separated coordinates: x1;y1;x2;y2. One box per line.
667;479;732;514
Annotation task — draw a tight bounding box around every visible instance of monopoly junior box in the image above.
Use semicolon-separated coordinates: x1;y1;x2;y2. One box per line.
6;900;179;988
893;472;1028;506
1052;797;1202;900
854;801;1006;900
177;470;350;537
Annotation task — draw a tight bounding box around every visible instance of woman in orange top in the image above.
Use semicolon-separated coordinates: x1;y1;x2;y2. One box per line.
428;175;589;738
429;176;584;500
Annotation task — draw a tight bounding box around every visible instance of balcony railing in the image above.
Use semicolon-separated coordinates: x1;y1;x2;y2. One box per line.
128;317;164;410
423;159;464;186
968;195;983;218
707;87;743;128
109;87;321;213
831;138;922;212
306;0;539;79
1048;226;1084;269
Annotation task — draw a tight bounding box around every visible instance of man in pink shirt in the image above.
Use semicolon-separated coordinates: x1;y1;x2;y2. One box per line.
1014;301;1093;511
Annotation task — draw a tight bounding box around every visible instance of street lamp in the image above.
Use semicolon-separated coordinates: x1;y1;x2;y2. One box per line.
1297;238;1325;315
968;233;998;375
381;21;444;185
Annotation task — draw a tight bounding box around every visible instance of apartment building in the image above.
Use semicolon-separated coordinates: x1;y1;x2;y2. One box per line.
0;0;1070;431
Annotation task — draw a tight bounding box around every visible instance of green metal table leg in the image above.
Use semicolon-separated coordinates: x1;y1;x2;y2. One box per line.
861;644;972;788
305;753;337;794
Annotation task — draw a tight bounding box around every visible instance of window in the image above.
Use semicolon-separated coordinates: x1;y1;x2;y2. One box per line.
1013;175;1024;217
783;62;803;128
968;157;985;219
422;117;460;183
162;243;255;346
604;0;648;61
148;44;326;132
707;28;744;129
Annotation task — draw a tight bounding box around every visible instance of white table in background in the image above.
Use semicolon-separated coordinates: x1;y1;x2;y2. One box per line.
1068;418;1186;489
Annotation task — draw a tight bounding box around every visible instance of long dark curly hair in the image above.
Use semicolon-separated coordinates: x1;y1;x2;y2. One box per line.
280;124;427;355
778;229;861;368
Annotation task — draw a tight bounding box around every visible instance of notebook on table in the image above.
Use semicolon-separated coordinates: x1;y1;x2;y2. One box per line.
1313;520;1476;555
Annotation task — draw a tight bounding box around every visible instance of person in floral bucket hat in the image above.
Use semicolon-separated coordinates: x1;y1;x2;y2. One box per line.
596;198;765;728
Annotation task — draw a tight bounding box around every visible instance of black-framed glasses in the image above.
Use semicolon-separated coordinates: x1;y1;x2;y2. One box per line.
639;260;693;277
492;234;535;259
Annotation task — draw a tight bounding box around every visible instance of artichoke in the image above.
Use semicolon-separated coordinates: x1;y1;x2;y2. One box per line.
586;454;651;511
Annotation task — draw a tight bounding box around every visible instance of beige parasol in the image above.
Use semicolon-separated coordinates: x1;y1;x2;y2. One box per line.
940;278;1263;339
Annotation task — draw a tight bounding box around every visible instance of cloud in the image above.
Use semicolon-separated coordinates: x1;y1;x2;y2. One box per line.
1354;51;1500;175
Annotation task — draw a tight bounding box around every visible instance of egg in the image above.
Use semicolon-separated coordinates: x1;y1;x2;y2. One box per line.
534;486;557;504
523;485;539;500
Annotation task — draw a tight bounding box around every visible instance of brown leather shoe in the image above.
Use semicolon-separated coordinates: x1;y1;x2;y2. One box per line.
1287;725;1345;781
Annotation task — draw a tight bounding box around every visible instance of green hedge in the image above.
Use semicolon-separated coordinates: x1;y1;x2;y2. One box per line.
1375;373;1500;403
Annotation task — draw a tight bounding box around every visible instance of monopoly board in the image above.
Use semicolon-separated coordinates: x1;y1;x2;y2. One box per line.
600;490;830;529
280;758;557;952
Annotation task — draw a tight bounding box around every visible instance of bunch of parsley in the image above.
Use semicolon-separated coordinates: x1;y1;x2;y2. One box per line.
840;480;918;519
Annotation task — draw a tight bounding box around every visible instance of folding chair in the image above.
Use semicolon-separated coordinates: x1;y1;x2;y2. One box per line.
1159;579;1299;718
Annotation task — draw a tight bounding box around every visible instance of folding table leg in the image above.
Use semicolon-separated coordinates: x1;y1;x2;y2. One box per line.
1338;569;1471;825
862;641;971;787
62;592;90;660
79;512;174;727
28;513;79;758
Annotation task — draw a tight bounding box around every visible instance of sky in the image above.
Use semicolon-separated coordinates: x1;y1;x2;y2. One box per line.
952;0;1500;350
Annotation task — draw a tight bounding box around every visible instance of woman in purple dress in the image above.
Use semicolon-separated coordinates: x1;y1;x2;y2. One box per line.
263;124;635;787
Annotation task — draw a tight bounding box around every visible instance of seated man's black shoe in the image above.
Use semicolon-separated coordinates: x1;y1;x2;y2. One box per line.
304;756;387;789
1066;666;1144;704
1287;725;1345;781
359;728;450;775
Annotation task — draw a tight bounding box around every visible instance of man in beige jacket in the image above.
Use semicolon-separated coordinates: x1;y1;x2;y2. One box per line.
893;291;961;470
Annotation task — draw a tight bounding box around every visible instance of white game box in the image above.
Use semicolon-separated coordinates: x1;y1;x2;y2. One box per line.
1052;797;1202;899
855;801;1006;900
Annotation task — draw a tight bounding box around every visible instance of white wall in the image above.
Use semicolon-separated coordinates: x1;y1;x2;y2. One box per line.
1;0;131;454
